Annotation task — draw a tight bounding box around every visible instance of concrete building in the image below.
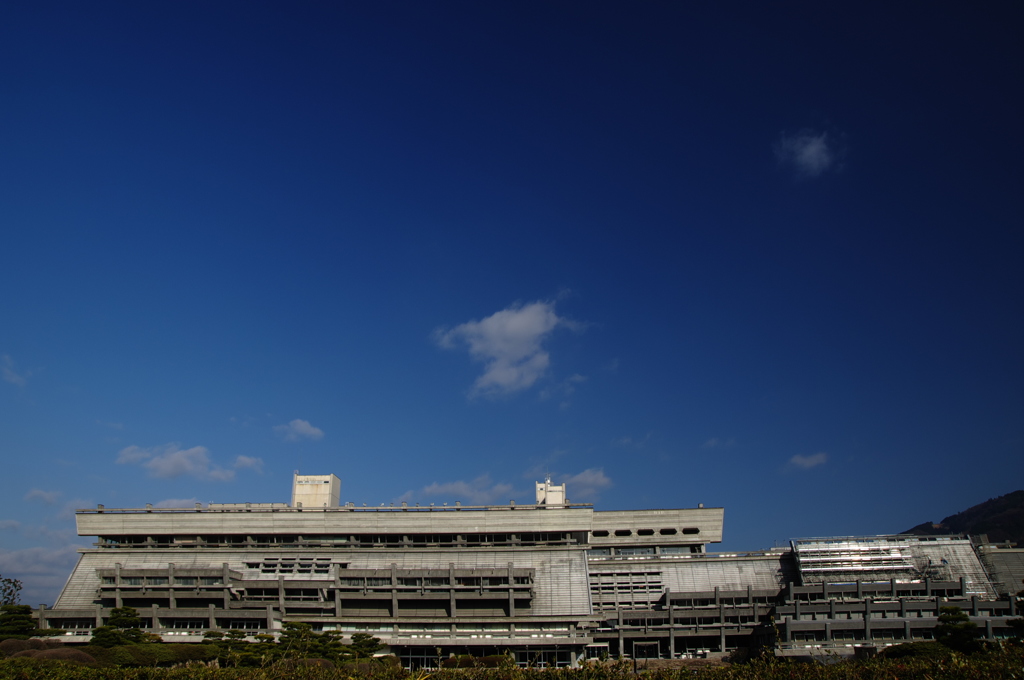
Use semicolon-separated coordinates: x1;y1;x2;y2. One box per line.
40;474;1021;666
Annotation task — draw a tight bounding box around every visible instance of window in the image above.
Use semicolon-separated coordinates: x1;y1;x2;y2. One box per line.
659;528;677;535
637;529;654;536
176;577;196;586
682;528;700;535
101;577;115;585
148;577;168;585
122;577;142;586
592;530;609;537
200;577;221;585
614;529;632;537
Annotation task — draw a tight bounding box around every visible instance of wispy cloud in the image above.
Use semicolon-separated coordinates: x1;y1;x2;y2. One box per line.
274;419;325;442
0;544;85;606
24;488;60;504
540;373;587;409
154;498;204;508
1;354;29;386
435;300;580;397
775;129;840;178
614;433;652;448
559;468;612;501
95;420;124;430
790;452;828;469
0;520;20;531
406;474;517;506
116;443;235;481
234;455;264;473
702;437;736;449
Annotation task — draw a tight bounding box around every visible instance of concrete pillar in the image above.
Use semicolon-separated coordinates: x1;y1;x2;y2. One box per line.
971;596;978;616
277;575;285;614
891;578;897;598
856;580;863;599
863;598;871;640
1010;596;1017;617
390;564;398;617
925;577;931;596
960;577;966;597
900;599;906;617
37;604;46;629
208;603;216;630
714;586;720;605
719;626;726;653
266;605;274;631
986;619;993;640
449;563;456;617
95;604;103;628
152;604;159;632
904;620;911;640
508;562;515;616
168;563;176;609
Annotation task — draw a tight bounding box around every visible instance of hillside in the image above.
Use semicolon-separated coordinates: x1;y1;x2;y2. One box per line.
903;490;1024;546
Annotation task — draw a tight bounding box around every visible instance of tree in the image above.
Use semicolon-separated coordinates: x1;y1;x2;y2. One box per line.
934;605;982;654
349;632;384;658
0;604;36;638
0;574;22;606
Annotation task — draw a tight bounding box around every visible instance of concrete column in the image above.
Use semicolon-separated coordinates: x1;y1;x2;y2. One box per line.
168;563;176;609
891;578;897;598
900;599;906;617
971;596;978;616
152;604;159;632
856;580;863;599
925;577;931;596
449;563;456;617
334;589;341;617
863;598;871;640
935;596;941;616
986;619;993;640
278;575;285;614
829;599;836;619
208;603;216;630
507;562;515;617
1010;596;1017;617
719;626;726;653
95;604;103;628
714;586;720;605
904;620;911;641
390;563;398;617
266;605;274;631
960;577;966;597
37;604;46;629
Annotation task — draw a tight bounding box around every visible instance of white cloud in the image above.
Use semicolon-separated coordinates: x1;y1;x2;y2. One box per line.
154;498;203;508
274;419;325;442
775;130;838;178
1;354;28;386
702;437;735;449
435;300;579;397
414;475;516;505
234;455;264;473
0;520;20;531
790;452;828;469
116;443;235;481
24;488;60;504
0;544;85;606
559;468;612;501
95;420;124;430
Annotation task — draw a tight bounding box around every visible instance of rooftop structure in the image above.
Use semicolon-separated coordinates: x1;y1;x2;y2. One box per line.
42;474;1019;666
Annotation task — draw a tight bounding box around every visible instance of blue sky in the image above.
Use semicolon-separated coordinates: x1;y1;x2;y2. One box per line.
1;2;1022;605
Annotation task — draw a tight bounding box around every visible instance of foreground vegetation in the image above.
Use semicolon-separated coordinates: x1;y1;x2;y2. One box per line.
0;645;1022;680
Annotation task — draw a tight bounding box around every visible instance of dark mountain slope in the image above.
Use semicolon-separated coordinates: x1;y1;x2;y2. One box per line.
904;490;1024;545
